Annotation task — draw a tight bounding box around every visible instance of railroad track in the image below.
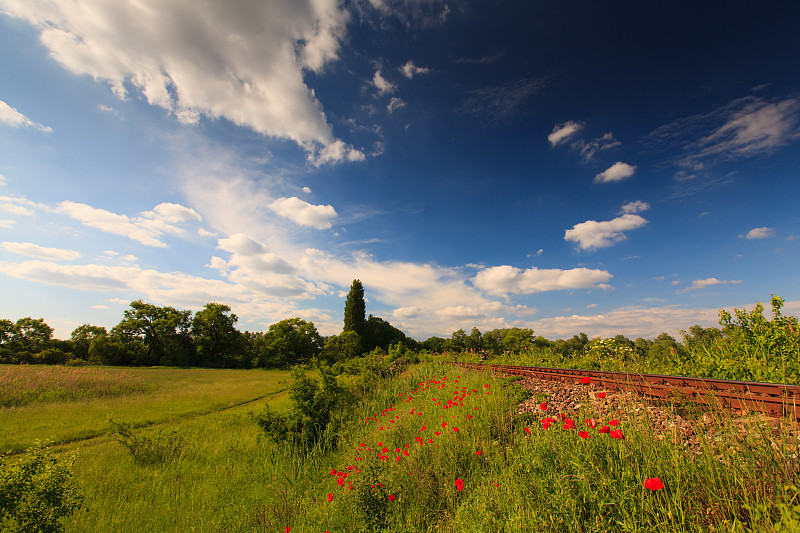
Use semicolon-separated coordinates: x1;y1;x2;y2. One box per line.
450;362;800;419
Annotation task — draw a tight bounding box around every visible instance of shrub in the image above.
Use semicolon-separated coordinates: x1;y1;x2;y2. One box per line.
0;440;84;533
107;418;183;466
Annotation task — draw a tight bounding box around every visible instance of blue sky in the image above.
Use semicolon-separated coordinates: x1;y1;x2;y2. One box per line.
1;0;799;341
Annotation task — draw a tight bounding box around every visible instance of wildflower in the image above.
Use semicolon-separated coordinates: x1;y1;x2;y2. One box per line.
581;376;591;384
476;450;482;455
644;477;664;491
455;478;464;491
597;392;607;399
540;402;548;410
608;419;619;426
525;427;532;433
579;431;589;438
585;418;598;429
388;495;396;502
541;420;551;429
285;528;290;533
453;427;459;432
599;425;610;433
327;493;333;502
609;429;624;439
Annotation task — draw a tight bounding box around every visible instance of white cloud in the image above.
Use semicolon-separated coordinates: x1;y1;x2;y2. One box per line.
372;69;396;94
1;0;365;163
594;162;636;183
91;304;108;309
577;132;621;160
387;97;406;114
399;60;429;79
743;227;775;240
0;174;6;186
681;277;743;292
564;214;648;250
0;220;14;228
620;200;650;214
1;241;81;261
471;265;613;296
268;197;337;230
548;120;583;146
56;200;202;247
310;139;365;166
0;99;52;132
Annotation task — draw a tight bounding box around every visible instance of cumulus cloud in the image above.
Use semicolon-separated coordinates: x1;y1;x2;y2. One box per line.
1;241;81;261
471;265;613;296
619;201;650;214
372;69;396;94
0;99;52;132
564;214;648;251
594;162;636;183
1;0;365;164
268;197;337;229
548;121;583;146
399;60;429;79
742;226;775;239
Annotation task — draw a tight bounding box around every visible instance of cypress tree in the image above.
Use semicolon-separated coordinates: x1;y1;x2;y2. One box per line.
343;279;366;338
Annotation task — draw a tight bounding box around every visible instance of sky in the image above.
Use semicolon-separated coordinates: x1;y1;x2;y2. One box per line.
1;0;799;341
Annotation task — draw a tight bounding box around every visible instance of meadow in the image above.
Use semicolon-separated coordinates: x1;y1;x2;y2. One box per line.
2;360;799;532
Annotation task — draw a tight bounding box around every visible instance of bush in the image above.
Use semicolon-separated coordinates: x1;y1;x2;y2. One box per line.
0;440;84;533
107;418;183;466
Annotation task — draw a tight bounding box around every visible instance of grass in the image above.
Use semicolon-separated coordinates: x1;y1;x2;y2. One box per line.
0;365;290;454
3;361;799;532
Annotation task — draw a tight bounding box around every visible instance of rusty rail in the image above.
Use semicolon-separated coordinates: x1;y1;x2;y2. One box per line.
450;362;800;419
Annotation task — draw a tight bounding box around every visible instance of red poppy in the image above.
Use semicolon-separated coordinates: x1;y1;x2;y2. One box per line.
540;402;548;410
597;392;607;399
585;418;598;428
608;419;619;426
476;450;482;455
388;495;396;502
327;493;333;502
525;427;532;433
609;429;624;439
442;422;447;428
578;431;589;439
285;528;290;533
455;478;464;491
644;477;664;491
580;376;591;384
453;427;459;432
541;420;551;429
599;425;610;433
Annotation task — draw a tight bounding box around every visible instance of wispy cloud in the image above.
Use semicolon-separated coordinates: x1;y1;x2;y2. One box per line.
679;277;742;292
1;242;81;261
458;75;549;122
619;201;650;214
740;226;775;240
399;60;430;79
548;121;583;146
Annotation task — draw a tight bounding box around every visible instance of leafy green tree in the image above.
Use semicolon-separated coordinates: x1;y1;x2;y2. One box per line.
421;336;447;353
321;330;362;364
363;315;413;353
343;279;366;339
111;301;192;366
466;327;482;352
191;303;242;367
257;318;323;368
501;327;534;353
12;317;53;353
448;328;467;352
70;324;107;360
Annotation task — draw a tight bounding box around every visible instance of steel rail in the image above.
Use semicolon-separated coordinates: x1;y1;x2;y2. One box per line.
450;362;800;419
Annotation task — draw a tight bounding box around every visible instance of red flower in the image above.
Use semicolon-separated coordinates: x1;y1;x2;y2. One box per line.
578;431;589;439
599;425;610;433
453;427;459;432
541;420;551;429
327;493;333;502
442;422;447;428
644;477;664;491
540;402;548;410
455;478;464;491
285;528;290;533
580;376;591;384
585;418;598;428
609;429;624;439
388;494;396;502
608;419;619;426
525;427;532;433
596;392;607;399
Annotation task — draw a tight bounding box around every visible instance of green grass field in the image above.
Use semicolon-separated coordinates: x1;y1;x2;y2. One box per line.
2;362;799;532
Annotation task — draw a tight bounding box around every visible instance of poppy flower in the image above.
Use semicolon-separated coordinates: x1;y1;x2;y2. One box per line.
644;477;664;491
388;495;396;502
608;419;619;426
476;450;482;455
453;427;459;432
581;376;591;384
327;493;333;502
578;431;589;439
585;419;598;428
541;421;551;429
597;392;607;399
609;429;624;439
599;425;610;433
540;402;548;410
455;478;464;491
285;528;290;533
525;427;532;433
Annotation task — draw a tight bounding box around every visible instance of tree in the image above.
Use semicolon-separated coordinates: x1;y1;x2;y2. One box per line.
70;324;107;360
343;279;366;339
13;317;53;353
466;327;482;352
191;303;242;367
363;315;412;353
111;301;192;366
321;330;362;364
257;318;323;368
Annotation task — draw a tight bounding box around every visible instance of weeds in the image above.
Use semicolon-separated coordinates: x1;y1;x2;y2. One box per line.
107;418;183;466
